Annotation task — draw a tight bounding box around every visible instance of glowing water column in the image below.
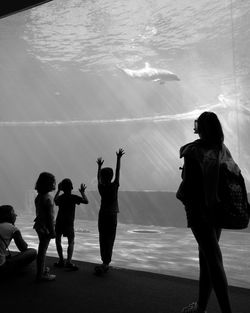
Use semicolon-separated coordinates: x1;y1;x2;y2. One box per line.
227;0;250;182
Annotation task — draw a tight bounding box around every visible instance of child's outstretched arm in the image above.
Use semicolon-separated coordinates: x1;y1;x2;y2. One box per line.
54;182;62;205
96;157;104;184
114;148;125;184
79;183;89;204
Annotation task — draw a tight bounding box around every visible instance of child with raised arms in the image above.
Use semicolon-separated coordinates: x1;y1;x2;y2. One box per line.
95;148;125;275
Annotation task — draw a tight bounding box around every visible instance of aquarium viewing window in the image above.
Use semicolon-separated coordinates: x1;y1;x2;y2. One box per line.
1;0;250;288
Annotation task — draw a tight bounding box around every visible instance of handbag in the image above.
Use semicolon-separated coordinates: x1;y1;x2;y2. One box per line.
217;162;250;229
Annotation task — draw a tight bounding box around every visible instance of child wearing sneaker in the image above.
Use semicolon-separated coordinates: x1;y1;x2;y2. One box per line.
54;179;88;270
95;148;125;275
33;172;56;282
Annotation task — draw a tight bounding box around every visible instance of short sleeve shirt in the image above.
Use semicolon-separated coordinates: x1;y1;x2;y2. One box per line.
55;194;83;227
0;222;18;266
34;193;55;232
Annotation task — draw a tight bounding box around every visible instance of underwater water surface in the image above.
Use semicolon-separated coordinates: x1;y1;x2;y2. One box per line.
11;215;250;289
1;0;250;208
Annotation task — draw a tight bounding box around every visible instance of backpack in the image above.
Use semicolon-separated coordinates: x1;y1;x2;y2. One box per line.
218;163;250;229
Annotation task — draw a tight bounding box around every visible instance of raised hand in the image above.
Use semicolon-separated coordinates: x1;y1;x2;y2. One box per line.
116;148;125;158
79;183;87;193
96;157;104;167
58;182;62;191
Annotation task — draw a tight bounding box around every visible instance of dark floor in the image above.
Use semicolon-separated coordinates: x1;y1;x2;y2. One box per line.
0;256;249;313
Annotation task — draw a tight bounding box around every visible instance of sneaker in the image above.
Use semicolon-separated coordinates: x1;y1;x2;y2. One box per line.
54;260;65;268
181;302;207;313
94;264;109;276
36;272;56;282
101;264;109;273
65;262;79;271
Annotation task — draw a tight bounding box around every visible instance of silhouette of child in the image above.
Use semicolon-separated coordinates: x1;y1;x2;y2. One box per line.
33;172;56;282
54;179;88;270
0;205;37;274
95;148;125;275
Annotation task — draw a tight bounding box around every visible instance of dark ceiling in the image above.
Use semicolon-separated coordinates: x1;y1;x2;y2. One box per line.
0;0;52;18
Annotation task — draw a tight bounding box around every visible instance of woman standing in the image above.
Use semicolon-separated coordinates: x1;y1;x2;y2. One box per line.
177;112;233;313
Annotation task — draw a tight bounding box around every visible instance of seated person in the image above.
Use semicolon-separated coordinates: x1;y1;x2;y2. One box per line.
0;205;37;274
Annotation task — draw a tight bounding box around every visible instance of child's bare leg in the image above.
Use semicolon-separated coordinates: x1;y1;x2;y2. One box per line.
36;235;50;279
65;234;78;270
67;236;74;264
55;234;64;262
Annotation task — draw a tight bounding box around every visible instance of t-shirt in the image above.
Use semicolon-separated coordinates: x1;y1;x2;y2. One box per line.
55;194;83;227
0;222;18;266
98;181;119;214
34;193;55;234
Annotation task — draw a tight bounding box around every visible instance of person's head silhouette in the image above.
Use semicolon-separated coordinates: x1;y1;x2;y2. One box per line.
100;167;114;185
60;178;73;193
195;111;224;146
0;205;16;224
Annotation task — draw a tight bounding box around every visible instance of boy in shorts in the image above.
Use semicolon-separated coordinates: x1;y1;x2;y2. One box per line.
54;178;88;270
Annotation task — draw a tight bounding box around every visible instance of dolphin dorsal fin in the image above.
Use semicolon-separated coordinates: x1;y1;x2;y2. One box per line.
145;62;150;68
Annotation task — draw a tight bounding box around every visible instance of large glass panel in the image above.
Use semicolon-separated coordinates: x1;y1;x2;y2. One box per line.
1;0;250;288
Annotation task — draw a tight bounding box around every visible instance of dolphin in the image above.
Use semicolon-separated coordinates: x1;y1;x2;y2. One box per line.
120;62;180;84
